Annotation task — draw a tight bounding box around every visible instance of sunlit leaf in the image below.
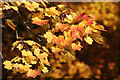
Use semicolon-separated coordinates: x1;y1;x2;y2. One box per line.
44;31;54;43
16;44;24;51
84;36;93;45
3;60;13;70
71;43;83;51
6;19;16;30
32;17;49;26
42;67;48;73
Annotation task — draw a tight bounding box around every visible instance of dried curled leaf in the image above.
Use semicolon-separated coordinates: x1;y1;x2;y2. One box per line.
91;33;104;44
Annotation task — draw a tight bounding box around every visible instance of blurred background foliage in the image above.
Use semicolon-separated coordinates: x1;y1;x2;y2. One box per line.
2;2;120;79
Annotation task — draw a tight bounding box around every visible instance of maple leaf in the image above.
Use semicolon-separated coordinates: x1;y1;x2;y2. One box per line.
3;60;13;70
61;37;74;47
56;23;68;31
71;43;83;51
21;50;33;57
74;13;90;22
27;69;40;78
42;60;50;66
84;36;93;45
42;46;49;52
86;20;94;26
51;47;63;53
16;44;24;51
32;17;49;26
12;41;21;50
23;2;35;11
85;27;92;34
52;35;64;44
32;2;40;9
34;48;40;56
49;7;61;16
94;25;106;31
10;6;18;12
24;40;41;47
37;52;48;60
44;31;54;43
42;67;49;73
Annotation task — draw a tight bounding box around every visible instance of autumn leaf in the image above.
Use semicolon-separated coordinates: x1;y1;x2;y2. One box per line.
49;7;61;16
32;17;49;26
52;35;64;44
34;48;40;56
51;47;63;53
21;50;33;57
94;25;106;31
42;60;50;66
40;0;46;7
16;44;24;51
61;37;74;47
12;41;21;50
42;46;49;52
3;60;13;70
27;69;40;78
91;33;104;44
71;43;83;51
6;19;16;30
84;36;93;45
10;6;18;12
37;52;48;60
32;2;40;9
42;67;49;73
55;23;68;31
74;13;90;22
44;31;54;43
85;27;92;34
23;2;35;11
86;20;94;26
24;40;41;47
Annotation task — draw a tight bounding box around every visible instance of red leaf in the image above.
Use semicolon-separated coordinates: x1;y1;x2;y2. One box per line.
86;20;94;26
74;13;91;22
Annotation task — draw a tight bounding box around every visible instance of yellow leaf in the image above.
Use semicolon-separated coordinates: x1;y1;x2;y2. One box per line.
84;36;93;45
23;2;35;11
10;6;18;12
21;50;32;56
16;44;24;51
3;60;13;70
42;46;49;52
12;41;21;50
34;48;40;56
44;31;54;43
42;67;48;73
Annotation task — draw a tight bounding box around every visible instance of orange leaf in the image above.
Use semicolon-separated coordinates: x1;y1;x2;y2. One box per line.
86;20;94;26
6;19;16;30
85;27;92;34
71;43;83;51
44;31;54;43
51;47;63;53
32;17;49;26
27;69;41;78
